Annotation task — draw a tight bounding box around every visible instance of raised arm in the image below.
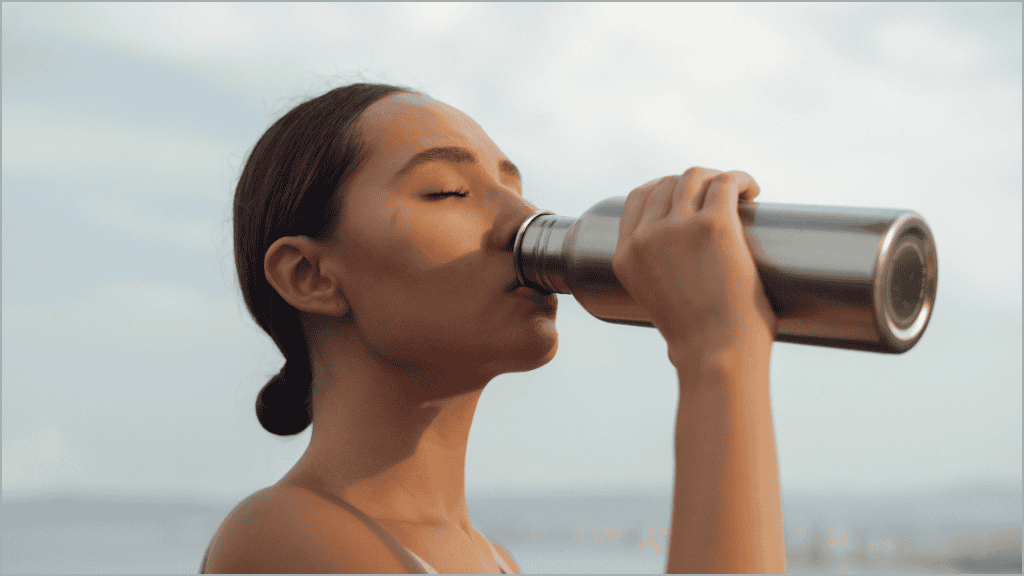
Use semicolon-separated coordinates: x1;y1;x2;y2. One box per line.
612;168;786;573
666;337;785;573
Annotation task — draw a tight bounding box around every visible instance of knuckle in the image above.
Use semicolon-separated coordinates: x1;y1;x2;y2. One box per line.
651;177;672;193
612;253;625;275
683;166;720;182
711;172;736;186
626;186;649;203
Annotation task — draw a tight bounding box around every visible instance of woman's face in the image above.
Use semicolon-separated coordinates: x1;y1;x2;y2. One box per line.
328;92;558;381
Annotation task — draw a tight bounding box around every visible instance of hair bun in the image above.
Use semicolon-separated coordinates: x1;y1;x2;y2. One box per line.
255;363;312;436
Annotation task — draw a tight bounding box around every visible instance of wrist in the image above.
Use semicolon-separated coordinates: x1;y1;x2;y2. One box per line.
666;324;773;375
671;341;773;412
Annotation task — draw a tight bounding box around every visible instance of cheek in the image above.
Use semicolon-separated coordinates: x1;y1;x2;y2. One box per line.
343;208;487;291
398;209;487;266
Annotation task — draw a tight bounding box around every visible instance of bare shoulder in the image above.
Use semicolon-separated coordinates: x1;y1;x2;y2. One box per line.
487;537;522;574
203;483;409;574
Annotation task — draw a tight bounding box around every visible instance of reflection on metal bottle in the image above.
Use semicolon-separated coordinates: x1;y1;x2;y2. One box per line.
514;197;938;353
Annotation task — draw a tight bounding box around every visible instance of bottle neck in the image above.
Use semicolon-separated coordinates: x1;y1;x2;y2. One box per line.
514;213;576;294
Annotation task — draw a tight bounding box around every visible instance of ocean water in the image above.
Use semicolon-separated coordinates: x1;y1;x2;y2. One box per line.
2;482;1020;574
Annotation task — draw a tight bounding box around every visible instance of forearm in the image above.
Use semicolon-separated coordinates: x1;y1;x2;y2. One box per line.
665;349;787;574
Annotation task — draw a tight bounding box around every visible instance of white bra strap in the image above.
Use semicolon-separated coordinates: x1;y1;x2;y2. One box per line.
404;548;440;574
484;537;514;574
310;491;436;574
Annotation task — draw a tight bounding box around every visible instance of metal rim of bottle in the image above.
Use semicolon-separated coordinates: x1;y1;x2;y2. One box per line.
513;209;554;289
873;211;937;352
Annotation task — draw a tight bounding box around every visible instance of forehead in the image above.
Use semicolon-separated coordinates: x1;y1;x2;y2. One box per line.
356;92;503;175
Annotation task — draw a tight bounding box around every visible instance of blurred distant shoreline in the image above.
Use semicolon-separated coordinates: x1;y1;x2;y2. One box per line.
6;475;1019;506
3;478;1020;574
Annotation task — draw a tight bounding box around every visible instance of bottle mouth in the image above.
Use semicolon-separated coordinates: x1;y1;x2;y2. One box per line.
886;241;926;327
512;209;555;290
878;216;938;350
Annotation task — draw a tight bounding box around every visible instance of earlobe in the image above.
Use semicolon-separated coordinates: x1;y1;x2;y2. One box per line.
264;236;350;317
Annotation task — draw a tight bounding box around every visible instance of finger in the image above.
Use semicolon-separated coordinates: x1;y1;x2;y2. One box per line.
635;177;676;231
702;171;759;217
735;171;760;203
618;181;657;241
672;167;720;217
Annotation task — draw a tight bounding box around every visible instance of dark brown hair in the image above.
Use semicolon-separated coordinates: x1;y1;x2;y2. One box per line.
234;83;416;435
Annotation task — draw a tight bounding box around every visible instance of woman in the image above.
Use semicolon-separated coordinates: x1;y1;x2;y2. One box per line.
202;83;786;573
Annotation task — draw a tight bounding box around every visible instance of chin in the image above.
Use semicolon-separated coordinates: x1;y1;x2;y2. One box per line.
504;322;559;373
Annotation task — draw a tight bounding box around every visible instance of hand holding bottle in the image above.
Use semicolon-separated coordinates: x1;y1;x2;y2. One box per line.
611;168;777;367
612;169;789;573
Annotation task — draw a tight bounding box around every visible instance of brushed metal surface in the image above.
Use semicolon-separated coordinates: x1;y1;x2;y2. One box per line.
515;198;938;353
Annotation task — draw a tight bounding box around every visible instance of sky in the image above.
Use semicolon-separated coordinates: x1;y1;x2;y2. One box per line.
2;2;1021;501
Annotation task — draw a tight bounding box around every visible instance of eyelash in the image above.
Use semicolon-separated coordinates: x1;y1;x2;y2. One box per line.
425;188;469;199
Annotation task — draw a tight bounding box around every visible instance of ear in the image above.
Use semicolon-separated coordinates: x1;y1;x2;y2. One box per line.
264;236;350;317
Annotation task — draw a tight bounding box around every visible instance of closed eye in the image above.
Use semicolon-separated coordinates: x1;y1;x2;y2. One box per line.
425;189;469;199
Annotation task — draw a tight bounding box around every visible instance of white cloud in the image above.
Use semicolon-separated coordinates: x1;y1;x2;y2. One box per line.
398;2;479;34
2;103;240;197
2;279;249;355
875;20;987;74
81;197;223;253
3;102;238;252
9;3;368;99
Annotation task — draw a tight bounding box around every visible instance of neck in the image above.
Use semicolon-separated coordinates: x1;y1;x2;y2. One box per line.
282;333;489;533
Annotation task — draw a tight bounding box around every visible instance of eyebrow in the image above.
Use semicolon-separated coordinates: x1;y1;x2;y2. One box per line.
392;146;521;182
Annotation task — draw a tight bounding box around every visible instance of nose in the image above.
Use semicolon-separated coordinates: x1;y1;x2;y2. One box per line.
484;192;544;253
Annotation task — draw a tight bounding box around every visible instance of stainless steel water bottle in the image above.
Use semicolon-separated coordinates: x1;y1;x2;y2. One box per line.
513;197;938;353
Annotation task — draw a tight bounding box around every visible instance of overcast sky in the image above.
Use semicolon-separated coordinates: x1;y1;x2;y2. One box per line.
2;2;1021;501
